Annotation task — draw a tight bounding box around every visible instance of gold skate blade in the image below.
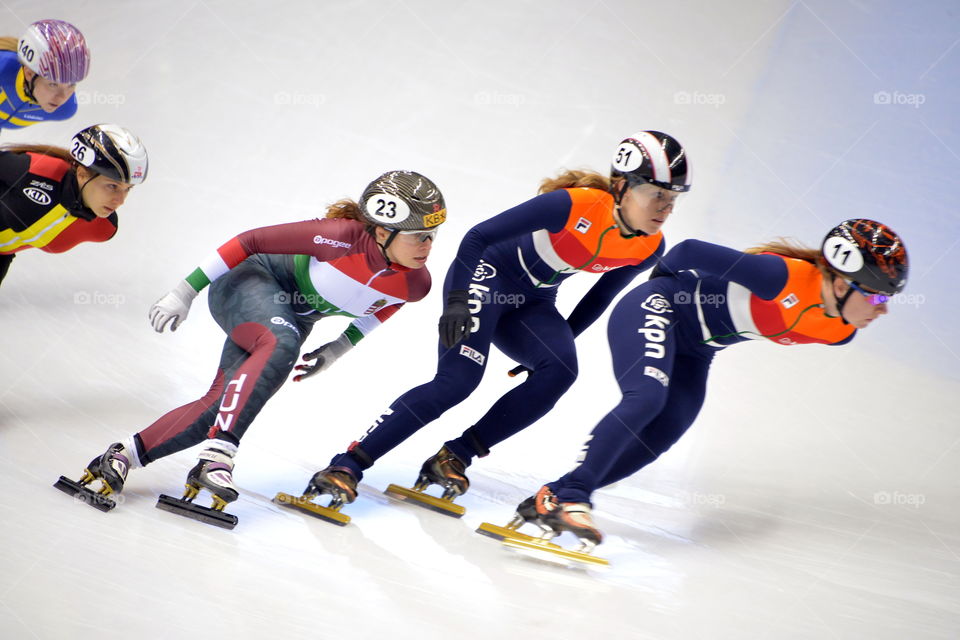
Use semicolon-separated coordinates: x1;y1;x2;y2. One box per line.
383;484;465;518
502;537;609;567
476;522;562;548
53;476;116;512
156;494;238;530
272;492;350;526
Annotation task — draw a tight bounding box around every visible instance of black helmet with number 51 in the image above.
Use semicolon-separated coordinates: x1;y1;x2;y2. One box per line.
610;130;691;203
360;171;446;231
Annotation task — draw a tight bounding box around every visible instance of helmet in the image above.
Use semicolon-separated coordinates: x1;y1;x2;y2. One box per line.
70;124;148;185
360;171;446;231
821;219;908;295
18;20;90;84
610;130;691;196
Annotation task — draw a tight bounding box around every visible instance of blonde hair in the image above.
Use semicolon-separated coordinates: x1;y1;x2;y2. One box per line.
538;169;610;194
0;37;18;52
745;238;834;279
0;143;75;165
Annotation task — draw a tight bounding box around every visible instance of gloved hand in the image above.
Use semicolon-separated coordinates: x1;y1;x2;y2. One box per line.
148;279;199;333
438;289;472;348
293;333;354;382
508;364;531;378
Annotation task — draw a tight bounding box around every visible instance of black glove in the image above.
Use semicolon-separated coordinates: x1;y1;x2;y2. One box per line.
438;289;472;348
508;364;531;378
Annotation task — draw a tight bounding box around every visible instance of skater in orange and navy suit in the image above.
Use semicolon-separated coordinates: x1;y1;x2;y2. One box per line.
507;219;909;554
301;131;694;512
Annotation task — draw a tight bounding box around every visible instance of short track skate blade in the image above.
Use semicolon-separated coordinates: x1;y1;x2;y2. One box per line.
272;492;350;526
155;494;238;530
383;483;465;518
502;537;609;567
476;522;561;547
53;476;116;512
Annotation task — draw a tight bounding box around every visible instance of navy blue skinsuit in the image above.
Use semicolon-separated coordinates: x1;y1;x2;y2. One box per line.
548;239;857;504
330;187;665;478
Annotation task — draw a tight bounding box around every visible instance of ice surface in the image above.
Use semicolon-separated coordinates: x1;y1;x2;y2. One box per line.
1;2;958;638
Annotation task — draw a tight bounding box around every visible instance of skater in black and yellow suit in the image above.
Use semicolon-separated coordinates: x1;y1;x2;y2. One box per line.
0;124;147;286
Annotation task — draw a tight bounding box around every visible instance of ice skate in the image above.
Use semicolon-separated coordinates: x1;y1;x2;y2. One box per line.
476;486;558;543
383;446;468;518
503;496;608;567
274;465;358;526
54;442;132;512
156;442;239;529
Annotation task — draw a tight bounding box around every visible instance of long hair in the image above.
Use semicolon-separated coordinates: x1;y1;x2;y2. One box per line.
324;198;375;231
745;238;835;279
538;169;610;194
0;143;75;165
0;37;17;52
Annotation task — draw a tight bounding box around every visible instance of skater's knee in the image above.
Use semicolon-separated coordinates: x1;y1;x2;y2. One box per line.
430;371;480;405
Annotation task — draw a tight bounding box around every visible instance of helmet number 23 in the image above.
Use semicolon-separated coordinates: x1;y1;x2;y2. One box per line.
376;198;397;218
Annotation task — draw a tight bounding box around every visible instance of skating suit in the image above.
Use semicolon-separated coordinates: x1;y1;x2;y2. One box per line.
0;50;78;130
332;187;664;477
0;151;116;284
549;239;857;504
133;218;431;464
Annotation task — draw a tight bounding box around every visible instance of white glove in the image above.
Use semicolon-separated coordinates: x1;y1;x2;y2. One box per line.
292;333;354;381
149;279;199;333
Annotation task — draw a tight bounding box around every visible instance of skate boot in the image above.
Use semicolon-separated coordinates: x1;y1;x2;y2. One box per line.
156;441;239;529
54;442;133;512
477;485;558;543
537;501;604;551
480;487;609;566
274;465;358;526
384;446;469;518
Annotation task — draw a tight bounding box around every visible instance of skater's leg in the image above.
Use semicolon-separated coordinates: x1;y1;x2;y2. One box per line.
328;258;509;478
443;302;578;463
592;353;711;488
546;284;682;505
0;253;14;286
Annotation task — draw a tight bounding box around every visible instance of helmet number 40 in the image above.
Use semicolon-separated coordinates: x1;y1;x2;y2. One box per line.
19;42;35;62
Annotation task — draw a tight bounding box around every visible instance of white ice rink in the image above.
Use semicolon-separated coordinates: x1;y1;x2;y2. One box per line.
2;1;958;638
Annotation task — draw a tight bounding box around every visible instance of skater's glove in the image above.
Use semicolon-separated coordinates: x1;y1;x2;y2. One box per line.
149;279;198;333
293;333;354;382
438;289;472;348
508;364;531;378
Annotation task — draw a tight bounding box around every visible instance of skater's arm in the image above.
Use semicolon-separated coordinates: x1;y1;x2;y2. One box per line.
565;238;664;337
657;239;787;300
448;190;572;291
183;218;358;292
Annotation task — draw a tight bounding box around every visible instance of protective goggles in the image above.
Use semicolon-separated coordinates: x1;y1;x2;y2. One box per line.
395;229;438;243
848;281;890;305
